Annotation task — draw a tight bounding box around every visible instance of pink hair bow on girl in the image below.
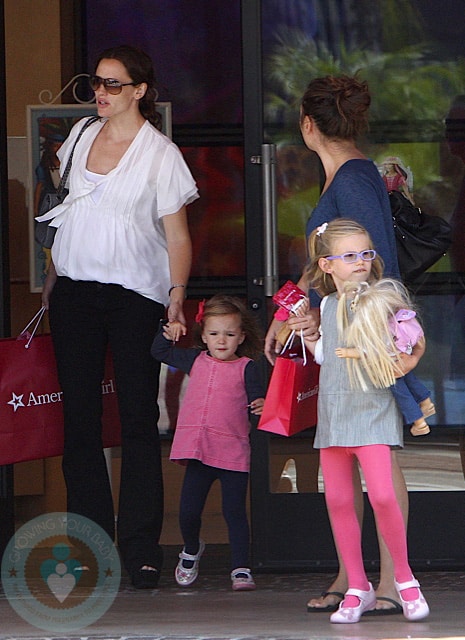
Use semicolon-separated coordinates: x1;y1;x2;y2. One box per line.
195;299;206;323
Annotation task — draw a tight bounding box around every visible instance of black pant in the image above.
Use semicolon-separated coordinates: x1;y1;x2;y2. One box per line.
179;460;250;569
49;277;165;573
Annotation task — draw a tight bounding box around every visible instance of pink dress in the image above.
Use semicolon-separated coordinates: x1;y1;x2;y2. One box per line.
170;352;252;472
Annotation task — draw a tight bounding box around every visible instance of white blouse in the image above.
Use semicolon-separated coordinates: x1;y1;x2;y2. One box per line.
36;118;199;305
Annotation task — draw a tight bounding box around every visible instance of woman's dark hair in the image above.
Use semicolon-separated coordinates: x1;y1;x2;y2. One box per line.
192;294;264;360
300;75;371;140
95;45;162;130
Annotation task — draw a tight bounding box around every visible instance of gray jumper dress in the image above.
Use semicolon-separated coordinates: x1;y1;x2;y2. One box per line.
314;293;403;449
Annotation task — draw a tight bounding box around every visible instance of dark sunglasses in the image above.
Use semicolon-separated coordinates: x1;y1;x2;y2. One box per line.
89;75;137;95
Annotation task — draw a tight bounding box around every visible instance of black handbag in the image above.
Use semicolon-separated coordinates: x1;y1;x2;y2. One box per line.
389;190;453;282
35;116;99;248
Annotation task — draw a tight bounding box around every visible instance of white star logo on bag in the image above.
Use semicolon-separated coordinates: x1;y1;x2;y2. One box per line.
7;392;25;412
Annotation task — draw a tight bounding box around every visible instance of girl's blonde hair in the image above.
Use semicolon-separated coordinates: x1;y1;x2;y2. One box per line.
304;218;384;296
193;294;263;360
337;278;418;390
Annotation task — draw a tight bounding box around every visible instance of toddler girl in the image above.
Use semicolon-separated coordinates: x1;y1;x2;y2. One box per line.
151;294;264;591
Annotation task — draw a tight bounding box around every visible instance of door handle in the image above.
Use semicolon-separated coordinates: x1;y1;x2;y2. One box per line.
261;143;278;296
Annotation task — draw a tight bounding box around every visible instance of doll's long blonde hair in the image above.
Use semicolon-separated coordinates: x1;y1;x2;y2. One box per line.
337;278;416;390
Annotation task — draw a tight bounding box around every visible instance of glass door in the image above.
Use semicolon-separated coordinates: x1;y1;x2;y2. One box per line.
243;0;465;571
79;0;465;569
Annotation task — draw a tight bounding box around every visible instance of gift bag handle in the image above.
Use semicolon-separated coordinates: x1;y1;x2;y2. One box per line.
281;328;307;366
18;306;47;349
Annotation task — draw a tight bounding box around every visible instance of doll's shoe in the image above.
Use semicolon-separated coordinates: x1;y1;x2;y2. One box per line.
175;540;205;586
231;568;256;591
420;399;436;418
410;419;430;436
330;583;376;623
395;577;430;621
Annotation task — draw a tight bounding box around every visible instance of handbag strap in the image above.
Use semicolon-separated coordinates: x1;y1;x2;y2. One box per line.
56;115;100;196
18;306;47;349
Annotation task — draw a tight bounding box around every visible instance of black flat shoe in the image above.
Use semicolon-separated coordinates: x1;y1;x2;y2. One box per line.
131;566;160;589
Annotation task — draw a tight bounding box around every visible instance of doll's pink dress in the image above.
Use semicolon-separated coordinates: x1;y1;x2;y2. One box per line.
388;309;423;355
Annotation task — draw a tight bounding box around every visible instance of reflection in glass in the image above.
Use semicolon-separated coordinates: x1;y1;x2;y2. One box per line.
269;432;465;494
181;146;245;279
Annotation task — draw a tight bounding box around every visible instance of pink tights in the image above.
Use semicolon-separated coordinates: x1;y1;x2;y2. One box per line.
320;445;417;603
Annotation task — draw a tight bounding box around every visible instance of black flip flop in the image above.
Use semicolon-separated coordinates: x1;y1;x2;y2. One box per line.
131;566;160;589
363;596;403;616
306;590;345;612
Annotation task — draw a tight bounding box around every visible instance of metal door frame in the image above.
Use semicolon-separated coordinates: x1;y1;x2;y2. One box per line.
0;0;15;560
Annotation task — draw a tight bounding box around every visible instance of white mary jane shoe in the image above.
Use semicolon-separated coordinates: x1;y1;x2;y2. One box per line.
330;583;376;623
395;577;430;621
175;540;205;586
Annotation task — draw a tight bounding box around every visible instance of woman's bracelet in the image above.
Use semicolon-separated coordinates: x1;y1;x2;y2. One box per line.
168;284;186;296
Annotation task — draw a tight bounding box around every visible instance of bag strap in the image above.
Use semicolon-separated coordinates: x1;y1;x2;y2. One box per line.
56;115;100;196
18;306;47;349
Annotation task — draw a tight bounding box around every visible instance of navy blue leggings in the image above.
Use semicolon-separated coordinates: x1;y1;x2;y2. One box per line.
179;460;250;569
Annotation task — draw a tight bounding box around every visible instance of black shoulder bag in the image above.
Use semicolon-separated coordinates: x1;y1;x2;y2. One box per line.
35;115;99;248
389;190;453;283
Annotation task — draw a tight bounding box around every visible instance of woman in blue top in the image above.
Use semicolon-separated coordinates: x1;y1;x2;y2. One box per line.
265;75;407;616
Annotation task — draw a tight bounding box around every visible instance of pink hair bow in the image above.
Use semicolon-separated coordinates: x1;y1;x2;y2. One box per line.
195;299;206;323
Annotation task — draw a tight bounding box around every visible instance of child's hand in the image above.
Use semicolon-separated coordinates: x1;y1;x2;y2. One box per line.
248;398;264;415
287;307;319;338
293;296;310;317
163;320;187;343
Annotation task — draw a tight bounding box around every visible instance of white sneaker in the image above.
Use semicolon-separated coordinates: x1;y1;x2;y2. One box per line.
174;540;205;586
231;567;256;591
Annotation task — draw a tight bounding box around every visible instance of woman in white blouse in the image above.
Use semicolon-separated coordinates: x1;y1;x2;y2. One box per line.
40;45;198;589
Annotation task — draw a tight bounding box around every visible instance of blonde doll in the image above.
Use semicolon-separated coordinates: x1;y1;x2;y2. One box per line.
335;279;435;436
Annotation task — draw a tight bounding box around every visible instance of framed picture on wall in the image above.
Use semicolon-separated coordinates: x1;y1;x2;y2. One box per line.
27;102;172;293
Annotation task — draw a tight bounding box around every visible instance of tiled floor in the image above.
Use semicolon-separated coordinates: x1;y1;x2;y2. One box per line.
1;564;464;640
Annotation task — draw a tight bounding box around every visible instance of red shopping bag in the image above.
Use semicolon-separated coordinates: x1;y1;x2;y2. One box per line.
258;347;319;437
0;332;121;465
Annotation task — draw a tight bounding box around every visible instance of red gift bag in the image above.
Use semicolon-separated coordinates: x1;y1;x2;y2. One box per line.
0;331;121;465
258;346;319;437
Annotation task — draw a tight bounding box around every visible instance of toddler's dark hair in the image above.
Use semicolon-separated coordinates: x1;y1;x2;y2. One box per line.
193;294;263;360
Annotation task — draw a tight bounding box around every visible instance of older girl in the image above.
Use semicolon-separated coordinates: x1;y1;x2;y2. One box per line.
304;219;429;623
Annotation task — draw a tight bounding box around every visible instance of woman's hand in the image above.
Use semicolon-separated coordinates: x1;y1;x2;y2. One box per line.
264;317;285;364
167;296;187;326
